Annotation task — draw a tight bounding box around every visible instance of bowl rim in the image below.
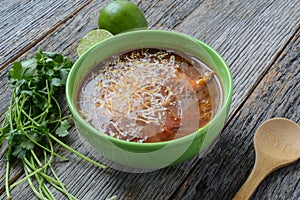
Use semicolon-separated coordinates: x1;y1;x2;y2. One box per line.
66;29;233;148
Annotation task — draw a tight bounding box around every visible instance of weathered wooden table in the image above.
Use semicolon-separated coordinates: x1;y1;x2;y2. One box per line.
1;0;299;199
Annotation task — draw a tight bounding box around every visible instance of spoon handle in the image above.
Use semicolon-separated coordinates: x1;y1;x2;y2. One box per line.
233;161;269;200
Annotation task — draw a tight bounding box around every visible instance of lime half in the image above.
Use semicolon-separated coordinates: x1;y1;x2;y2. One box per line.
77;29;113;56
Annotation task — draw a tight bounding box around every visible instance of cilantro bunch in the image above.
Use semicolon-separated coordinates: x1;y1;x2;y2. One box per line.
0;48;106;200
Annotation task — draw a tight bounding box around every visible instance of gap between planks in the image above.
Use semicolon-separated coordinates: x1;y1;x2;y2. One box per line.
0;0;95;72
168;21;300;200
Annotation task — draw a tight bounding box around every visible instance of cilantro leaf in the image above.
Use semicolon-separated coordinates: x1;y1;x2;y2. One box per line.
7;130;28;159
9;58;37;81
12;145;28;159
58;69;69;86
55;120;71;137
20;138;35;150
51;78;63;87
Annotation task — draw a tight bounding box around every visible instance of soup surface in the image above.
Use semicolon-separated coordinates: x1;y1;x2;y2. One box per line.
78;48;222;143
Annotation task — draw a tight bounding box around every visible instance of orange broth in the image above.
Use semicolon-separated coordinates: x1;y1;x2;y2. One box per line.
77;48;223;143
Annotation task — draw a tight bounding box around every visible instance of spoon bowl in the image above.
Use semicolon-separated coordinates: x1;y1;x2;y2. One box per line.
233;118;300;200
254;118;300;161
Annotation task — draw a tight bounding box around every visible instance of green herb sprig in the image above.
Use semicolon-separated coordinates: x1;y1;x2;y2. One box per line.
0;48;106;200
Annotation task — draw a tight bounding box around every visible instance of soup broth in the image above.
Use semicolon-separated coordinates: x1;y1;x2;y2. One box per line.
77;48;223;143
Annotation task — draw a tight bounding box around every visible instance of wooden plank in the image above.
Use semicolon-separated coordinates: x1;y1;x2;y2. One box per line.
172;29;300;200
0;0;92;69
175;0;300;115
1;0;300;199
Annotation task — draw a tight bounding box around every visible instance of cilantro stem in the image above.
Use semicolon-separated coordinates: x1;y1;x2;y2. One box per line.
10;137;54;189
50;95;63;130
4;88;15;200
0;117;7;145
41;183;54;200
31;149;46;167
48;115;71;124
16;104;68;160
20;108;40;127
15;95;27;129
10;154;52;189
23;156;60;186
41;162;56;200
5;160;11;200
49;164;77;200
23;163;45;200
52;96;62;117
30;155;55;200
23;131;68;161
35;170;48;200
8;87;16;130
30;148;76;200
49;133;107;169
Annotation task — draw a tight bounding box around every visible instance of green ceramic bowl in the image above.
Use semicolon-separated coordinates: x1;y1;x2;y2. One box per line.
66;30;233;172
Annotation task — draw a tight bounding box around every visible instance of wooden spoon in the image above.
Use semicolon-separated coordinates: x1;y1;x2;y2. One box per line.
233;118;300;200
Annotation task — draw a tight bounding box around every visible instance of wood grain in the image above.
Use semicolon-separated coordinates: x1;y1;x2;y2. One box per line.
175;0;300;114
0;0;300;199
0;0;92;69
172;29;300;200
